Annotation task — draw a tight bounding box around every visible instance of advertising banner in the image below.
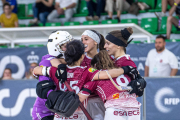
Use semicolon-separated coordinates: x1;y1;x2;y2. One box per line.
145;77;180;120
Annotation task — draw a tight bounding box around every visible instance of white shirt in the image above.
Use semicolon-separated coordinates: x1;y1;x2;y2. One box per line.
145;48;178;77
56;0;77;9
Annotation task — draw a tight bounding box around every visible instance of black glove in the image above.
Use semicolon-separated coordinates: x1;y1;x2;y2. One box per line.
55;64;67;83
136;90;144;97
45;90;80;117
128;74;146;95
36;80;56;99
121;66;138;79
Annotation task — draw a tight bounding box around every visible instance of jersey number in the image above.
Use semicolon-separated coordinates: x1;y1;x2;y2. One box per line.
59;81;80;94
116;75;129;86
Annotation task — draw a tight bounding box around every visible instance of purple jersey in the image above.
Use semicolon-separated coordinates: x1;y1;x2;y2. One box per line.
32;54;56;120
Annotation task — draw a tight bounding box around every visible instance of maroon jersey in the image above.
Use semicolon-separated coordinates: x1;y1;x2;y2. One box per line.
49;66;99;112
114;55;137;68
80;54;92;67
49;66;99;93
80;74;140;110
80;55;140;110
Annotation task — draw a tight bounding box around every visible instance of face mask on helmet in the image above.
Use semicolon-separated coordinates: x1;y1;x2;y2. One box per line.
47;31;73;57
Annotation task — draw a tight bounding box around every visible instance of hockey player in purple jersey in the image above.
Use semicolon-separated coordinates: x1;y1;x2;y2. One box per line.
32;31;73;120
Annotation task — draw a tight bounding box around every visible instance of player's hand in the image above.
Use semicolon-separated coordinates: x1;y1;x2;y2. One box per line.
55;64;67;83
128;74;146;95
36;80;56;99
121;66;138;79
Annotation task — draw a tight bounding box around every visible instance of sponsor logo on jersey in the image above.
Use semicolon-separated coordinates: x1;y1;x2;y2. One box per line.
113;93;119;99
114;110;140;116
88;68;97;73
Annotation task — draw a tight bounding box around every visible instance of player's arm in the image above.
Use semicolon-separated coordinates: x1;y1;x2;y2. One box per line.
93;66;138;80
50;58;66;68
78;93;89;102
144;65;149;77
33;66;43;75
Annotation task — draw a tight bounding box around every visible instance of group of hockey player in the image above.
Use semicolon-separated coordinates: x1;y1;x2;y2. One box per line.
32;28;146;120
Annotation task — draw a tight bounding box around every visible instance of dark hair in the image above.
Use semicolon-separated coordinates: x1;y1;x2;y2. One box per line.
156;35;166;42
90;30;105;51
65;40;84;65
108;27;133;53
3;3;11;9
91;50;115;70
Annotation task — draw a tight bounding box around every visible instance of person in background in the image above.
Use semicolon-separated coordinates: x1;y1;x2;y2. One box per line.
166;0;180;39
105;0;133;22
30;0;54;26
1;0;17;13
0;2;18;27
155;0;174;18
47;0;77;24
24;62;38;79
144;35;178;77
2;68;13;80
85;0;105;21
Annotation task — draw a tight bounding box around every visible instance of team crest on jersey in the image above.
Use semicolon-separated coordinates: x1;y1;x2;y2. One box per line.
113;93;119;99
88;68;97;73
40;65;43;67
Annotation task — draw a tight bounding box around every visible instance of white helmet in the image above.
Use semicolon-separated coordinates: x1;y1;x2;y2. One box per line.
47;31;73;57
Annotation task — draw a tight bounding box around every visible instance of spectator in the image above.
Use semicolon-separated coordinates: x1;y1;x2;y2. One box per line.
24;62;38;79
144;35;178;77
47;0;77;23
166;0;180;39
2;68;13;80
105;0;133;22
155;0;174;18
85;0;105;21
30;0;54;26
1;0;17;13
0;3;18;27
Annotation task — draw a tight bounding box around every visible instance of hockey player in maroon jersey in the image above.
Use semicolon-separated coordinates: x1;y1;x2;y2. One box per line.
81;30;105;67
34;40;139;120
77;50;144;120
81;30;106;120
104;27;146;97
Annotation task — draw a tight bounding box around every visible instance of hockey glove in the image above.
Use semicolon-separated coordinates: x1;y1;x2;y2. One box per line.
55;64;67;83
121;66;138;79
128;74;146;95
36;80;56;99
46;90;80;117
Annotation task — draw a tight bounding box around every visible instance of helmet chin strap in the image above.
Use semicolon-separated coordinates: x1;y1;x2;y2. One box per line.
57;54;63;58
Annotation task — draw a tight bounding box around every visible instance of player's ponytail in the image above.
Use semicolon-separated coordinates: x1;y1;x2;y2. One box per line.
91;50;114;70
65;40;84;65
106;27;134;53
98;34;105;51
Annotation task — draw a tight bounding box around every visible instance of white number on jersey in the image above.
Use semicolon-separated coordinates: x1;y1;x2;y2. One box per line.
116;75;129;86
59;81;80;94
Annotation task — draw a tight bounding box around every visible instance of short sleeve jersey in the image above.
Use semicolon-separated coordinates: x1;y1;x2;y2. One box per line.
0;13;18;27
114;54;137;68
32;54;56;119
38;54;55;81
80;54;92;67
49;66;99;93
81;74;140;109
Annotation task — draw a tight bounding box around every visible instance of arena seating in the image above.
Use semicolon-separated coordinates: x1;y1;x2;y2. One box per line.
16;0;179;36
